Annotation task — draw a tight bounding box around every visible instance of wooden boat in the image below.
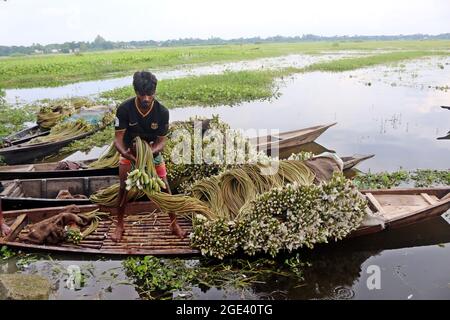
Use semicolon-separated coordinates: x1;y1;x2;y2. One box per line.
0;159;117;181
437;132;450;140
350;187;450;238
1;125;50;147
0;126;106;165
341;154;374;170
442;106;450;110
0;123;338;180
0;175;119;210
0;155;373;210
2;187;448;256
249;122;337;156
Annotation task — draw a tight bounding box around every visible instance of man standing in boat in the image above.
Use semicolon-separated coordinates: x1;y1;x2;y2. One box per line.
112;71;186;242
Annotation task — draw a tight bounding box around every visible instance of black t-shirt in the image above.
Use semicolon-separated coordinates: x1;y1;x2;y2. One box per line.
115;97;169;149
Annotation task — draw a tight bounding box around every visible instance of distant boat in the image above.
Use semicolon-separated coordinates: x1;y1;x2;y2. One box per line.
249;122;337;156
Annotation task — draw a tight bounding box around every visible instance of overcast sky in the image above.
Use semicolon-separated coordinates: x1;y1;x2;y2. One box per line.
1;0;450;46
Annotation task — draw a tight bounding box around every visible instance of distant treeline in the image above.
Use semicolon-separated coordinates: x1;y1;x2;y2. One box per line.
1;33;450;57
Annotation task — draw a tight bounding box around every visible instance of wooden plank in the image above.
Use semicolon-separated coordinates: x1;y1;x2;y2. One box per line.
5;214;28;242
366;193;385;214
421;193;437;205
376;194;427;207
442;192;450;201
361;188;450;198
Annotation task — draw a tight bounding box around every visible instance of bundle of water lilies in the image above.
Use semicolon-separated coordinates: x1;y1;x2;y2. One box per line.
26;119;94;144
88;142;120;169
36;98;99;129
190;171;367;259
26;111;114;145
37;105;76;129
165;115;270;193
90;137;212;219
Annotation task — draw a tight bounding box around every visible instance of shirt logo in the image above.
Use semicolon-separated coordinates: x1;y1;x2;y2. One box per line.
151;122;159;130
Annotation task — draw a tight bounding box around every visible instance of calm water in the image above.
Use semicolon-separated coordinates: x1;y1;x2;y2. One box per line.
1;54;450;300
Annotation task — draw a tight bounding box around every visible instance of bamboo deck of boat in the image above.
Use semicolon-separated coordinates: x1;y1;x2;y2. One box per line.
1;202;198;256
1;187;449;256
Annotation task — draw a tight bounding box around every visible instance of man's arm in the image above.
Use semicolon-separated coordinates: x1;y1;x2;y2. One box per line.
151;135;167;155
114;130;136;162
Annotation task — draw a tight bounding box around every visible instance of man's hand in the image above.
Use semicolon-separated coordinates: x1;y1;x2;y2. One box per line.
123;148;137;163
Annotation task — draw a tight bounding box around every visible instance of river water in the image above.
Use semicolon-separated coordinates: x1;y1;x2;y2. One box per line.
1;53;450;300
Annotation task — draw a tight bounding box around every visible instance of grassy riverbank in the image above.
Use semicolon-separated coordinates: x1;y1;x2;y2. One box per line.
1;40;449;89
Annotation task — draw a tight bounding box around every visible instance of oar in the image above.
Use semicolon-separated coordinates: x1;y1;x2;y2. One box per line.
441;106;450;110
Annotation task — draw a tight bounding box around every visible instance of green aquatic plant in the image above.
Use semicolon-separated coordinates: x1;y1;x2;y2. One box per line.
0;245;16;260
102;70;283;108
410;169;450;188
353;170;410;189
354;169;450;189
123;255;308;300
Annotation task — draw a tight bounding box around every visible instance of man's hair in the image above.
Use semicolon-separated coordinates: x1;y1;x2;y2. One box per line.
133;71;158;96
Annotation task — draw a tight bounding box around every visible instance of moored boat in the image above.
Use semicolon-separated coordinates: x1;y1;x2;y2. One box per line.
1;187;448;256
0;125;107;165
1;125;50;147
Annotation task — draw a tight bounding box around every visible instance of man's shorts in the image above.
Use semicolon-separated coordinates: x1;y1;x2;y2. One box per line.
119;153;167;178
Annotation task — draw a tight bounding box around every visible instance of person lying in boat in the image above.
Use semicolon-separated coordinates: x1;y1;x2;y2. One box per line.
112;71;187;242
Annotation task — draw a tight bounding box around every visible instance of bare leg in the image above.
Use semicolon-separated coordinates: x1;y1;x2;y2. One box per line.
111;162;131;242
0;198;11;237
161;176;187;239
